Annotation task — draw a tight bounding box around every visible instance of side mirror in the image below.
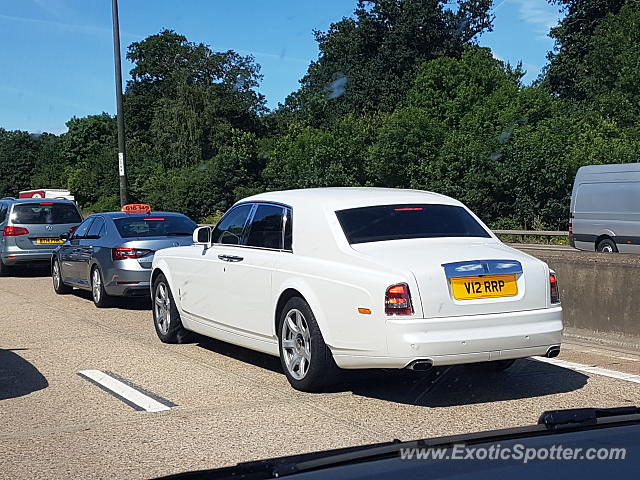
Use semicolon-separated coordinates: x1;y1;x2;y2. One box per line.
193;226;211;246
59;232;70;241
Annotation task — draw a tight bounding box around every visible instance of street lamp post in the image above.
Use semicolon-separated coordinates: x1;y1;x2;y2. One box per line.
111;0;129;206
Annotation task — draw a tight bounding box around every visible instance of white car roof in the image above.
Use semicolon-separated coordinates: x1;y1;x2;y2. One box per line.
240;187;461;211
238;188;473;258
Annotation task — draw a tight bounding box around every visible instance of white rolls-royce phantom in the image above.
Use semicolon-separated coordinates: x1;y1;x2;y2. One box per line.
151;188;563;391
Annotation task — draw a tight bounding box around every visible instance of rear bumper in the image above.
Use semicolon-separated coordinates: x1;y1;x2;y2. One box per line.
332;306;563;369
1;249;55;265
102;267;151;297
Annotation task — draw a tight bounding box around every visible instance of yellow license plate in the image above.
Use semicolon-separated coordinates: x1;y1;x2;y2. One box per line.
450;274;518;300
36;238;63;244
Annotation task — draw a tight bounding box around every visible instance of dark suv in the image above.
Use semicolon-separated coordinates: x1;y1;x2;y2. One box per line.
0;197;82;276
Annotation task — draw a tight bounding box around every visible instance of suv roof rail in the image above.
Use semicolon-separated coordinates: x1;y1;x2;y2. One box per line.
1;196;15;200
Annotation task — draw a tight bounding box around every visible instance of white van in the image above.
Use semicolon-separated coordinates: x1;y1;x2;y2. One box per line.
569;163;640;253
19;189;75;201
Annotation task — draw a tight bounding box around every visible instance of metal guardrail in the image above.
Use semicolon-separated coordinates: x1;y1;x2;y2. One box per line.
492;230;568;237
492;230;569;244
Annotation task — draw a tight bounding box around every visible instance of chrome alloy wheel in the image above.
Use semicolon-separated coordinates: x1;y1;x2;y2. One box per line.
281;308;311;380
154;282;171;335
92;268;102;303
52;261;61;289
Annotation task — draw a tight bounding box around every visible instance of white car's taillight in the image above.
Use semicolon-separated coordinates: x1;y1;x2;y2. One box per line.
385;283;413;315
550;272;560;304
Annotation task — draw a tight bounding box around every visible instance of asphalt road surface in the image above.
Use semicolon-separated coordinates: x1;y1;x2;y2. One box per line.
2;267;640;479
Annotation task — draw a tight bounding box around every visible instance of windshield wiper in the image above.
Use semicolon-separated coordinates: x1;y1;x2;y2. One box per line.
166;232;193;236
538;406;640;430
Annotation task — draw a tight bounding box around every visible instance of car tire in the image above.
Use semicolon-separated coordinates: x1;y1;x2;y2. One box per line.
52;258;72;294
152;273;192;344
278;297;340;392
596;238;618;253
91;266;112;308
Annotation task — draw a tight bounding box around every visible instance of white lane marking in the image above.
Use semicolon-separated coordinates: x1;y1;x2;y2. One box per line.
533;357;640;385
79;369;171;412
615;356;639;362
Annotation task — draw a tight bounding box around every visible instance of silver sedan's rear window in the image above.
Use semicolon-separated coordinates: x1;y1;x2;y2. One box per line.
113;215;196;238
336;204;491;244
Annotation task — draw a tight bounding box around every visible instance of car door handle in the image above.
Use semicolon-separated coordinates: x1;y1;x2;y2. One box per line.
218;254;244;262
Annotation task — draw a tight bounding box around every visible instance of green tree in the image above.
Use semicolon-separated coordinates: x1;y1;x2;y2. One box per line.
263;115;384;190
500;112;640;229
279;0;493;126
31;133;67;190
366;45;639;228
125;29;266;167
370;47;525;220
544;0;625;100
367;108;447;189
138;129;265;221
58;114;118;209
576;2;640;126
0;129;39;197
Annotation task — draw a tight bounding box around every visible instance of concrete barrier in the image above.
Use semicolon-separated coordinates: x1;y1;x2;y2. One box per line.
516;246;640;351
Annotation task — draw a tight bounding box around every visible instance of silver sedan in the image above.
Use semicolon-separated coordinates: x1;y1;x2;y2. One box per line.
51;211;196;307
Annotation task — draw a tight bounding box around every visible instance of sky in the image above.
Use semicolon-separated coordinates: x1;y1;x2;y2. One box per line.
0;0;564;135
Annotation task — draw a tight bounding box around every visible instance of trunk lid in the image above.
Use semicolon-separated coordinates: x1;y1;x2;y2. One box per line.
121;236;193;268
351;238;549;318
17;223;78;250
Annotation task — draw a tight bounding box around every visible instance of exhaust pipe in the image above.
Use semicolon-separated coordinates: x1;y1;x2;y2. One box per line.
546;346;561;358
407;360;433;371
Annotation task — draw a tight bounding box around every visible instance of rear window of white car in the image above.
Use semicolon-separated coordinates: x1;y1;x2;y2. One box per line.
336;204;491;244
11;203;81;224
113;215;197;238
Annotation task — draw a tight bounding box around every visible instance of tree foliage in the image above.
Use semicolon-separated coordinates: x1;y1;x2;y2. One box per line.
279;0;494;126
575;2;640;126
544;1;629;104
0;129;39;196
124;29;266;169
